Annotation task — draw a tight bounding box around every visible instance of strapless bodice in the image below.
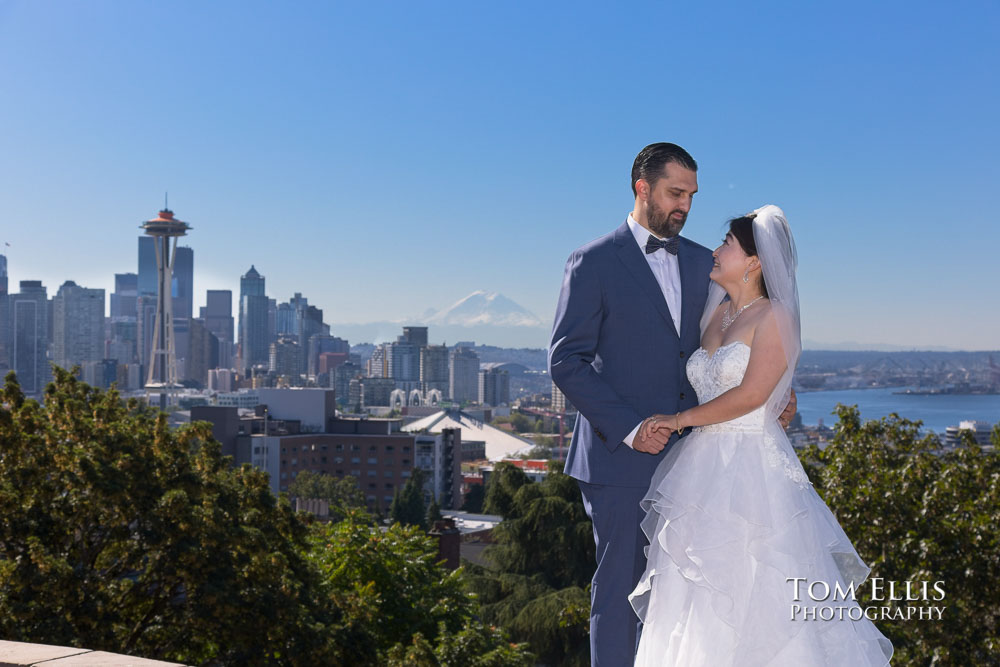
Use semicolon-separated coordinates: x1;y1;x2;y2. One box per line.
686;341;766;432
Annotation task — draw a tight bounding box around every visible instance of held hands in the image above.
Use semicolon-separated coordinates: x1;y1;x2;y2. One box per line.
778;389;797;430
632;417;672;455
634;414;684;455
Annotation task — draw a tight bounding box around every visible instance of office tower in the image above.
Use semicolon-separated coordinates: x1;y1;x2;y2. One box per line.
269;336;301;377
200;289;234;370
368;343;388;378
110;273;138;320
9;280;49;396
334;360;362;404
449;346;479;402
136;294;157;368
0;254;8;369
388;337;419;382
172;246;193;323
141;207;191;409
52;281;105;370
402;326;428;348
137;236;157;297
239;266;268;373
478;367;510;406
187;318;219;387
307;334;349;377
420;344;449;394
171;246;194;368
238;265;265;355
108;319;138;365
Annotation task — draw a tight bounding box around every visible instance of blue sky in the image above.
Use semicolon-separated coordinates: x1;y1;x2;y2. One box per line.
0;1;997;350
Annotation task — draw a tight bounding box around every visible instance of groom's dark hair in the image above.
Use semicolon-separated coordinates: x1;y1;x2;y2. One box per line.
631;143;698;197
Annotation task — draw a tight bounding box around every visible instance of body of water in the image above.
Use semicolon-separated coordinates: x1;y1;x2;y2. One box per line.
795;387;1000;434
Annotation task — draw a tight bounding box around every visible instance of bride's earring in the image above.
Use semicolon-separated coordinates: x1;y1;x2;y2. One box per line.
742;269;750;284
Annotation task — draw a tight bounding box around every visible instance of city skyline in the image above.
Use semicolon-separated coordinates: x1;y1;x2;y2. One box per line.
1;2;998;350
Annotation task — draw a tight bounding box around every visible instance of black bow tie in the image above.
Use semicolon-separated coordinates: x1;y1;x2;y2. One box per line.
645;235;679;255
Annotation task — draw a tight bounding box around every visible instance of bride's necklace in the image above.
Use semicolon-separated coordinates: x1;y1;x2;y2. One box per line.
721;295;764;332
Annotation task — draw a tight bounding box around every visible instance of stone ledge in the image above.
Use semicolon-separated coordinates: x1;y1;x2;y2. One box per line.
0;640;185;666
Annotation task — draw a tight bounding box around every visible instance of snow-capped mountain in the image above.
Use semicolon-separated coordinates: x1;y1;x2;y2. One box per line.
423;291;546;328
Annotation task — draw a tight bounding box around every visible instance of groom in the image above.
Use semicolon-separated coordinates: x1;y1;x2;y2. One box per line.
549;143;713;666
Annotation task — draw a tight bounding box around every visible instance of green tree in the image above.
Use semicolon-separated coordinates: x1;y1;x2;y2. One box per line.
390;468;427;529
288;469;365;521
0;368;336;665
309;513;531;664
469;465;593;665
801;406;1000;665
461;484;486;513
426;496;443;526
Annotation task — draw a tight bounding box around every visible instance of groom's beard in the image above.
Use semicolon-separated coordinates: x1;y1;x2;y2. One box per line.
647;200;687;238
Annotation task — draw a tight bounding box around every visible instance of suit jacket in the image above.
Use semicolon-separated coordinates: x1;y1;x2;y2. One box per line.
549;220;714;487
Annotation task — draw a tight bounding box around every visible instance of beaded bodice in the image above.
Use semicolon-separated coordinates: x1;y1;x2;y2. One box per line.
685;341;766;432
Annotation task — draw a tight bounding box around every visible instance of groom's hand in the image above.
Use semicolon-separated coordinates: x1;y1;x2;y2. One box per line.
779;389;797;430
633;417;671;454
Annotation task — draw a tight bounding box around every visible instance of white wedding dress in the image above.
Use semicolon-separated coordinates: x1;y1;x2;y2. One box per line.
629;341;894;666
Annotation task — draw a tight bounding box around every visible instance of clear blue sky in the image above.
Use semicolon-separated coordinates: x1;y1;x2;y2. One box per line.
1;1;997;349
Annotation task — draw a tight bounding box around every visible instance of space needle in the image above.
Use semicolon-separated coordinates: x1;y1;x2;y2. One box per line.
141;202;191;410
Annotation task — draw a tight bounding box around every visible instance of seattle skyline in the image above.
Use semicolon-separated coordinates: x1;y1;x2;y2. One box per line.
1;1;998;350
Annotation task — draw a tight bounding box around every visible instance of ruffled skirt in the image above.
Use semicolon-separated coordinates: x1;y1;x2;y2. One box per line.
629;425;894;666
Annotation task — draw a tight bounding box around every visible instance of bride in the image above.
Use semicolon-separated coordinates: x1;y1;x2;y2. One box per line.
629;206;894;665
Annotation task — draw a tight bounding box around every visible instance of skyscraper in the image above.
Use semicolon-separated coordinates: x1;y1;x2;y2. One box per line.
402;326;428;348
110;273;138;320
420;344;449;394
478;367;510;406
52;281;105;370
239;266;268;373
171;246;194;369
137;236;157;297
449;346;479;402
0;254;8;369
9;280;49;396
200;289;234;370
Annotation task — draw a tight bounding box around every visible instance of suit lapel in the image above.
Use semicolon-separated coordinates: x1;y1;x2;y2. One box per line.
678;238;706;343
613;222;678;337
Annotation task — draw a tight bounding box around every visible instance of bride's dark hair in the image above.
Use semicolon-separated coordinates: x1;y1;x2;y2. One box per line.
728;214;769;298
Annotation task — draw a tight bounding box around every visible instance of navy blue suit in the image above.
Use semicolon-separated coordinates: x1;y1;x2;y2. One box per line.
549;220;713;666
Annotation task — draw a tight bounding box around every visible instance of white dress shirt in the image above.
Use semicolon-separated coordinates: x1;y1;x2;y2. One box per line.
622;214;683;448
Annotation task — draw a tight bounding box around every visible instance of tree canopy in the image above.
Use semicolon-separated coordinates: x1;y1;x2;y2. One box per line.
801;405;1000;665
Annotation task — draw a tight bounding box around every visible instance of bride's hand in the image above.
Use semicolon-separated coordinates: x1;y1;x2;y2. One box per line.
644;414;676;439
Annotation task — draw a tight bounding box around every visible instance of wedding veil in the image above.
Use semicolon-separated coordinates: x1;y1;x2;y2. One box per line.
699;205;801;424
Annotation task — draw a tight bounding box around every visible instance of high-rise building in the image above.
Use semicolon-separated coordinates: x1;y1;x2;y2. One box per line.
368;344;389;378
171;246;194;368
449;346;479;402
388;338;419;382
478;367;510;406
137;237;157;297
334;360;362;405
402;326;428;348
239;266;268;373
420;344;449;394
9;280;49;396
110;273;138;320
0;254;8;369
52;281;105;370
200;289;234;370
172;246;194;323
187;318;220;387
238;266;265;358
269;336;301;377
136;294;157;368
307;334;349;377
